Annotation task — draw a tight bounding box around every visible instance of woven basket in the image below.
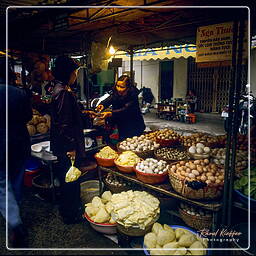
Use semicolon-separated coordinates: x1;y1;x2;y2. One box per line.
156;137;180;147
103;177;130;194
188;152;210;160
168;169;223;200
154;149;190;164
178;208;212;230
116;143;156;159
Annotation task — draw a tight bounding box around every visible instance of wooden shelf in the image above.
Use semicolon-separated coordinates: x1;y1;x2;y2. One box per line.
99;166;222;212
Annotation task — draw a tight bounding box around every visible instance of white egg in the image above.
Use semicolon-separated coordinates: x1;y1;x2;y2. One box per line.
196;147;204;154
203;147;210;153
196;143;205;148
189;147;196;154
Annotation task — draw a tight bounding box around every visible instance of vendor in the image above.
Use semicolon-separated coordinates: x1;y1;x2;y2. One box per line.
96;75;145;141
185;90;197;113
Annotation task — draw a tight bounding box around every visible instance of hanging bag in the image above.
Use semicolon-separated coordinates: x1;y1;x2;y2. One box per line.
65;157;81;183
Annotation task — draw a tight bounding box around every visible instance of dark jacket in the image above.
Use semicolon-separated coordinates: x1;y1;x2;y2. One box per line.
50;82;85;159
0;82;32;172
102;87;145;140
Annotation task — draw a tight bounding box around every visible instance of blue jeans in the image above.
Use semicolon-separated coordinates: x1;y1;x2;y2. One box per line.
0;162;25;229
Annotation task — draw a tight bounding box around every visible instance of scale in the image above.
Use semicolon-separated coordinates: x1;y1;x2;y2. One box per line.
83;129;98;149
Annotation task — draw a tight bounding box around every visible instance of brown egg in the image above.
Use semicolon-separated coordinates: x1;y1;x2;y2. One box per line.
219;175;224;180
180;161;186;166
206;172;212;177
171;166;177;171
181;170;186;176
190;163;196;170
176;164;181;168
200;175;207;181
185;162;190;167
204;159;210;164
206;180;211;185
203;167;207;172
186;168;191;173
181;166;187;171
209;176;216;182
194;160;200;165
210;163;216;169
197;166;203;173
215;179;221;184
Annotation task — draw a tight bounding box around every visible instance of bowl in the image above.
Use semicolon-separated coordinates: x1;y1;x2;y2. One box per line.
84;213;117;235
156;137;180;147
234;189;256;209
114;160;135;173
94;154;116;167
134;167;168;184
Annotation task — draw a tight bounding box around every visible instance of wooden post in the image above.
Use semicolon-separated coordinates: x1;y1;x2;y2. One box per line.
130;46;134;86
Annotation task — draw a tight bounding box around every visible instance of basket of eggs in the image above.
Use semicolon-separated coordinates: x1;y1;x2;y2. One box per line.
94;146;118;167
168;159;224;200
155;128;180;147
188;143;211;160
114;151;141;173
134;158;169;184
117;135;160;159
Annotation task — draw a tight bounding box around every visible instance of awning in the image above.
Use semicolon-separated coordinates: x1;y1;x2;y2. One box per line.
113;44;196;61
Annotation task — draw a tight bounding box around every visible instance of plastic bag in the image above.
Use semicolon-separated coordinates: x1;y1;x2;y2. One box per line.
65;158;81;183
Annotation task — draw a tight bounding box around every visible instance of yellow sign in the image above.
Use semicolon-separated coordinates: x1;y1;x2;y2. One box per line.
196;22;234;62
113;44;196;61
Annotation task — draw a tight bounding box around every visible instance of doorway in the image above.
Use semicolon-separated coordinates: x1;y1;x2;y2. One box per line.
160;60;174;101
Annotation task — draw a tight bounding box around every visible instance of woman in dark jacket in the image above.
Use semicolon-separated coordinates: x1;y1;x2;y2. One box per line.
50;56;85;224
97;75;145;141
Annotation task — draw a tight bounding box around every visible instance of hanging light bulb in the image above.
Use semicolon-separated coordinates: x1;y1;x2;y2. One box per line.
109;46;116;55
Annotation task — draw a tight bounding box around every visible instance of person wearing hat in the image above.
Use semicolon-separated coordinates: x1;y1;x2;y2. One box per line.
96;75;145;141
50;56;86;224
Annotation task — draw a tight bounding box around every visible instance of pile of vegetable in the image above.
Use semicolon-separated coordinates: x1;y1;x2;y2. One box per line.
155;148;190;161
144;222;208;255
135;158;169;174
27;109;50;136
181;133;218;147
170;160;224;185
96;146;118;159
234;167;256;199
105;173;131;188
110;190;160;229
180;203;212;218
85;191;115;224
156;128;180;141
119;135;160;152
211;148;247;170
188;143;211;155
115;151;141;166
145;131;159;141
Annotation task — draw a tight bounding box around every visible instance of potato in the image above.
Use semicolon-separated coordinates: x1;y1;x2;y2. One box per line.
178;234;196;247
189;241;206;255
144;232;157;249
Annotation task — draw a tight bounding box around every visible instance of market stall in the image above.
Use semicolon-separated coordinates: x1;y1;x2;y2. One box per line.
3;1;255;254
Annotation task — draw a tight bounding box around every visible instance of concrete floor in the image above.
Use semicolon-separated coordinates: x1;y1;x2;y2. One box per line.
144;110;225;135
0;111;226;255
